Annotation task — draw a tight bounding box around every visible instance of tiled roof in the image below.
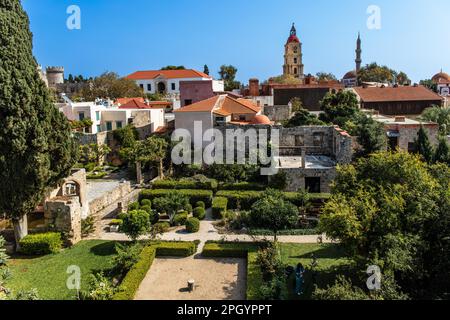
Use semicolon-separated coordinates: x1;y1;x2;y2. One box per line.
127;69;211;80
354;86;443;102
174;95;261;115
116;97;144;105
118;99;171;109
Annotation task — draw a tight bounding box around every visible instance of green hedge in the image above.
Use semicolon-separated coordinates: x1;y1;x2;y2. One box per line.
19;232;62;255
247;251;264;300
151;179;218;191
218;182;267;191
173;212;188;226
185;218;200;233
193;207;206;220
140;189;213;206
248;228;319;236
212;197;228;219
113;245;156;300
216;191;331;210
113;241;197;300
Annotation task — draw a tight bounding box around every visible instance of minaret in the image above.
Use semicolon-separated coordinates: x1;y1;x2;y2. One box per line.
355;32;362;72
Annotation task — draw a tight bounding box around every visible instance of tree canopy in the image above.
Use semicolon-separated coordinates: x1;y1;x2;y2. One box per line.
357;62;409;85
219;65;241;91
0;0;78;246
420;106;450;135
316;72;337;81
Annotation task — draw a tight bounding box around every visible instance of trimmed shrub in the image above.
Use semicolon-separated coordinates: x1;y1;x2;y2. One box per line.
185;218;200;233
84;162;96;172
140;205;152;214
193;207;206;220
196;201;206;209
154;241;197;256
113;245;156;300
121;210;151;241
140;199;152;208
185;203;193;213
173;212;188;226
219;182;266;191
140;189;213;206
128;201;140;211
201;241;259;258
110;219;123;226
19;232;62;255
151;179;218;191
153;222;170;233
212;197;228;219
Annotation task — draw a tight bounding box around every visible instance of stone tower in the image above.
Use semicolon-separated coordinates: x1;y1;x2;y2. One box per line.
46;66;64;88
355;33;362;72
283;23;304;79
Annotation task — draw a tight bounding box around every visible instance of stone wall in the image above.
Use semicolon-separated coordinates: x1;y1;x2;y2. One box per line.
44;198;82;245
263;105;292;122
88;181;132;216
279;167;336;193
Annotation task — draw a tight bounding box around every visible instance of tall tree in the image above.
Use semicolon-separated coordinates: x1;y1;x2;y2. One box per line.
357;62;398;84
414;126;434;163
353;113;387;157
420;106;450;135
434;136;450;165
316;72;337;81
203;64;210;75
0;0;78;249
219;65;241;91
161;65;185;70
419;79;438;93
319;90;360;128
76;72;143;101
396;71;411;85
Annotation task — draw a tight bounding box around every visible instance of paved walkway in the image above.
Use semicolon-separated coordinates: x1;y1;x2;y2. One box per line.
97;208;331;253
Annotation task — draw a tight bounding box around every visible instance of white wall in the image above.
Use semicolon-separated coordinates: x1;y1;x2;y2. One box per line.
212;80;225;92
135;77;211;95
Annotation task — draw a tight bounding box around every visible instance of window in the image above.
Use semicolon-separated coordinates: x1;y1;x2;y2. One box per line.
95;111;100;121
305;177;321;193
97;125;101;133
294;68;298;75
184;99;193;106
295;135;304;147
139;84;144;90
64;183;78;196
239;115;246;121
408;142;416;153
106;121;112;131
116;121;123;129
171;83;176;90
79;112;85;121
313;132;324;146
147;84;152;91
294;58;297;64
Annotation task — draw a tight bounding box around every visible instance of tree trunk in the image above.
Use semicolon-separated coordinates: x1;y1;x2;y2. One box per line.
12;214;28;252
159;160;164;179
136;161;143;185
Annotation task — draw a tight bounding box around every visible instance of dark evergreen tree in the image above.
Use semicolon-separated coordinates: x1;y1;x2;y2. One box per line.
0;0;78;249
434;136;450;165
354;113;387;157
203;64;210;75
414;126;434;164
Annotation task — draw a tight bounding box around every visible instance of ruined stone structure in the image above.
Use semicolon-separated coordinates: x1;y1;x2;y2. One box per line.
45;66;65;88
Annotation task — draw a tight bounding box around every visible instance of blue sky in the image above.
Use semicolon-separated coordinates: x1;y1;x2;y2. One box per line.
22;0;450;83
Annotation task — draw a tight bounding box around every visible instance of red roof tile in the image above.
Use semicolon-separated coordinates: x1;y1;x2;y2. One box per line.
354;86;443;102
127;69;211;80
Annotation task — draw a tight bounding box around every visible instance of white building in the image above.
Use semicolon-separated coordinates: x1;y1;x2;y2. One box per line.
126;69;224;109
59;96;166;135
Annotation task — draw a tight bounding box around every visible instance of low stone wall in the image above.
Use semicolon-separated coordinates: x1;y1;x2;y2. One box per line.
263;105;292;122
279;167;336;193
88;181;132;216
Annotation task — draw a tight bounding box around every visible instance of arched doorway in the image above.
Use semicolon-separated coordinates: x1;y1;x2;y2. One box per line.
157;82;166;94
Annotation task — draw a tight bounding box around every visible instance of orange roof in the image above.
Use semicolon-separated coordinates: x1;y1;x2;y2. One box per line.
174;95;261;115
116;97;144;105
118;99;171;110
127;69;211;80
354;86;443;102
249;115;272;125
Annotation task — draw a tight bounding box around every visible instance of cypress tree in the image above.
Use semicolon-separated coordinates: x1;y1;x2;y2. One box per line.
434;136;450;165
414;126;434;164
0;0;78;249
203;64;210;75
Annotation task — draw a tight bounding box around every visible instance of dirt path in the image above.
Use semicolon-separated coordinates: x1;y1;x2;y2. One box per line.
134;256;247;300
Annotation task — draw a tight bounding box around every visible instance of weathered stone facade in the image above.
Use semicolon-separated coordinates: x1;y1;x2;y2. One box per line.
263;105;292;122
88;181;132;217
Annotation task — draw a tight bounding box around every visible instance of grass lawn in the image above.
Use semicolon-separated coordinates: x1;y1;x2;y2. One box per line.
7;240;118;300
279;243;353;300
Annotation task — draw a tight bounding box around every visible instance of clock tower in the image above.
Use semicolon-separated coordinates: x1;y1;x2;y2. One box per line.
283;23;304;79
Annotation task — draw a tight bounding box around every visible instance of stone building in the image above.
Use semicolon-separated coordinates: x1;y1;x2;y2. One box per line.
283;23;304;80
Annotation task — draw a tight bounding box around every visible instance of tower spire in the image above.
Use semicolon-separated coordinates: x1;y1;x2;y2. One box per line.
355;32;362;73
290;23;296;36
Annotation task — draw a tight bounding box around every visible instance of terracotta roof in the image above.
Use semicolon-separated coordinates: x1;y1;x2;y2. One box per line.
249;115;272;125
127;69;211;80
343;71;357;79
116;97;144;105
118;99;171;109
432;72;450;84
286;34;300;44
354;86;443;103
174;95;261;115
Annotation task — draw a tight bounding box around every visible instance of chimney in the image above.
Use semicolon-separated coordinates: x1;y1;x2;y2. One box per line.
394;116;406;123
249;78;259;97
256;100;261;108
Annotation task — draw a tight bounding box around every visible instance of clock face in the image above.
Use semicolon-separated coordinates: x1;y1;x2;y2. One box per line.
293;46;298;52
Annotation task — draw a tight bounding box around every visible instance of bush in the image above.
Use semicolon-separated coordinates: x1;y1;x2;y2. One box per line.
139;189;213;207
87;172;108;180
201;241;258;258
151;178;218;191
81;216;96;237
153;222;170;233
185;218;200;233
113;246;156;300
121;210;151;241
196;201;206;209
212;197;228;219
81;272;115;300
219;182;266;191
140;199;152;208
173;212;188;226
19;232;62;255
248;229;319;236
84;162;96;172
193;207;206;220
140;205;152;214
110;243;143;276
185;203;193;213
154;241;197;256
109;219;123;227
128;201;140;211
